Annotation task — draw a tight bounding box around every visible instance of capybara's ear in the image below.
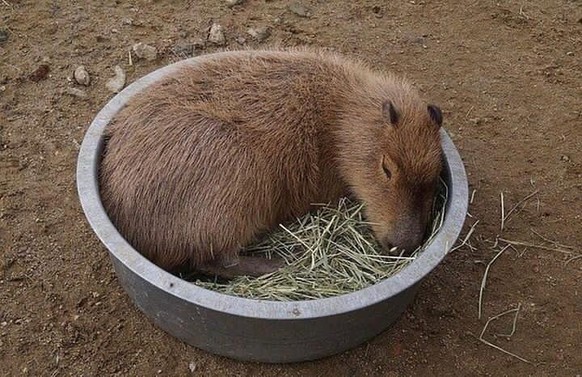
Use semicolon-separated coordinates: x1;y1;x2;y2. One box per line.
427;104;443;127
382;100;399;126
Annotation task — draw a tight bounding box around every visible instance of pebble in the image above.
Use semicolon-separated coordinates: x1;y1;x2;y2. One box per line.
225;0;243;7
560;155;570;162
106;65;126;93
247;26;271;42
0;29;8;44
64;87;88;99
372;5;383;18
74;65;91;86
208;23;226;45
188;362;196;372
235;36;246;45
192;38;206;50
172;43;193;57
132;42;158;61
29;64;50;82
289;3;310;17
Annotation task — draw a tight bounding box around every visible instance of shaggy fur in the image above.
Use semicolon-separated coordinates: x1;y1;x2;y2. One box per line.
99;48;443;275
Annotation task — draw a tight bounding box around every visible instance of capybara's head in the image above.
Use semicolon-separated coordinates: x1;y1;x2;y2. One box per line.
342;98;444;254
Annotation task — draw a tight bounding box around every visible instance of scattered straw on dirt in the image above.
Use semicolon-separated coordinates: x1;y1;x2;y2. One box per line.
189;180;448;301
531;229;575;251
478;245;510;319
479;303;532;364
500;192;506;232
500;189;540;232
450;219;479;253
498;238;577;256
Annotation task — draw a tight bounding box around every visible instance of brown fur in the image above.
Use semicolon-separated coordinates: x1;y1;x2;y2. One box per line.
99;48;443;274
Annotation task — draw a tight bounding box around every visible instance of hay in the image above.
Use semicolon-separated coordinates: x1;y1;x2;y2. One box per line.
479;303;532;364
187;180;448;301
478;245;510;319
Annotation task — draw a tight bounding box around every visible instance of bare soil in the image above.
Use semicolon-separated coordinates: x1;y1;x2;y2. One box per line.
1;0;581;376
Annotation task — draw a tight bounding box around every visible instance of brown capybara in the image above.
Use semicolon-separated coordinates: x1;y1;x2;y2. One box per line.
99;48;444;278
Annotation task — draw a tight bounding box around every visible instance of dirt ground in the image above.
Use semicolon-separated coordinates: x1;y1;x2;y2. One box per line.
1;0;581;376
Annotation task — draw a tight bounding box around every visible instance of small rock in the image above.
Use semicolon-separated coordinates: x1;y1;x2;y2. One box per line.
64;87;88;99
106;65;126;93
566;51;574;56
132;42;158;61
74;66;91;86
235;36;246;45
0;29;8;44
372;6;383;18
29;64;50;82
289;3;310;17
188;362;196;372
192;38;206;50
225;0;243;7
172;43;193;57
532;264;540;273
560;155;570;162
247;26;271;42
208;23;226;45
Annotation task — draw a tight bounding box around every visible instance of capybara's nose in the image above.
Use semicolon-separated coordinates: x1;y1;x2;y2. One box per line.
380;238;395;253
398;240;422;254
382;232;423;255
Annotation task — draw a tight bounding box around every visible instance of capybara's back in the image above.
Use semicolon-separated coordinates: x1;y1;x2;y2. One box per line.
100;48;444;275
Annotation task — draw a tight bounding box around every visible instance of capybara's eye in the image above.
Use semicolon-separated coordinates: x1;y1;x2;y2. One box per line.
383;165;392;180
382;158;392;180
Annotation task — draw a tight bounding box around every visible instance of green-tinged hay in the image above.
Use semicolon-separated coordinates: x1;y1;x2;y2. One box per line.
184;180;448;301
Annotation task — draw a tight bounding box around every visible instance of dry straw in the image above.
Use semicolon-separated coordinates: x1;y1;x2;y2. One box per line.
189;180;448;301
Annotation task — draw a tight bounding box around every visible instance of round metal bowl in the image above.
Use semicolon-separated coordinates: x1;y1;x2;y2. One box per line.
76;51;469;364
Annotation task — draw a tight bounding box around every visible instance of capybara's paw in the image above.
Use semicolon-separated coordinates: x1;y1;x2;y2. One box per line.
198;255;284;279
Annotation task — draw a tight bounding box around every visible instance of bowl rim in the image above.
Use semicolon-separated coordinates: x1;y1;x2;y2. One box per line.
76;50;469;320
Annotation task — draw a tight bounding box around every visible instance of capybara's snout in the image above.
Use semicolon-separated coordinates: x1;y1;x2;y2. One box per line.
378;215;428;254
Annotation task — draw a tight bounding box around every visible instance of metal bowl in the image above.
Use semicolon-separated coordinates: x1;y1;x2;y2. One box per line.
76;51;469;363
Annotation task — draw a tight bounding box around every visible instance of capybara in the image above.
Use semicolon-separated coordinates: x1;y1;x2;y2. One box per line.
99;48;444;278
